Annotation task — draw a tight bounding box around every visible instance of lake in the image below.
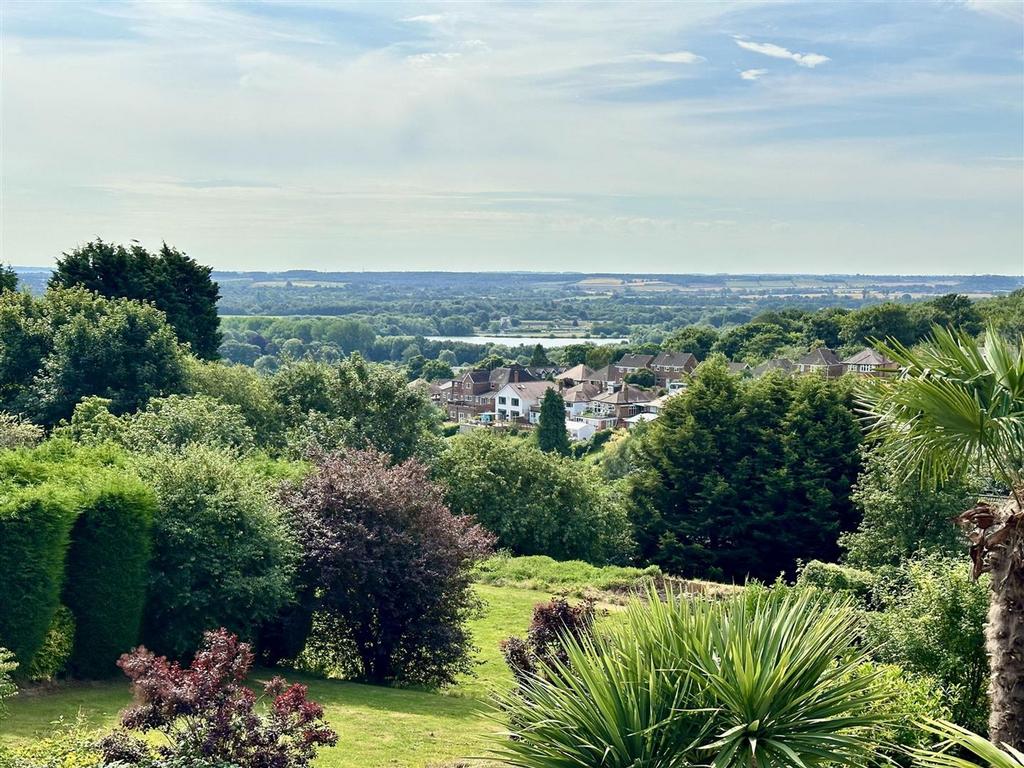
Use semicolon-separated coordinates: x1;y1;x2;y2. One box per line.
425;335;629;348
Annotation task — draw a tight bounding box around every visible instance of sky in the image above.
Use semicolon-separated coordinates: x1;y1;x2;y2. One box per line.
1;0;1022;274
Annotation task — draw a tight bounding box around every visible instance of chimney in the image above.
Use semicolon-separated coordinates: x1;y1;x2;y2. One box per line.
513;366;520;383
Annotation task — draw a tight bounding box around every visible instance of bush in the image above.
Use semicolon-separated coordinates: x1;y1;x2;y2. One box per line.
1;714;106;768
109;629;337;768
27;605;75;681
276;449;493;687
501;598;597;687
866;556;990;734
798;560;875;602
0;483;77;674
62;476;155;677
437;431;633;564
0;647;17;718
0;412;43;449
140;447;297;658
492;588;886;767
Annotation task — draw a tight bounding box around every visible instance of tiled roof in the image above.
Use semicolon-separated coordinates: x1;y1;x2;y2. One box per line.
555;363;594;381
489;365;538;388
562;382;601;403
651;351;697;370
842;348;895;366
796;347;842;366
752;358;795;376
587;365;623;382
591;384;656;405
499;381;556;400
617;354;654;369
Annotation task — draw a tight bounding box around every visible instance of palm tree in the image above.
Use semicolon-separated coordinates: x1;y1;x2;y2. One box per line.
857;325;1024;748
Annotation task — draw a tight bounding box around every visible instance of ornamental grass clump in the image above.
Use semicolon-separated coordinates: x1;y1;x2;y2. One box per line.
492;589;887;768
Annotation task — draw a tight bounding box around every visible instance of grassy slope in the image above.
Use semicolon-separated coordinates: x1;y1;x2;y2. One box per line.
0;584;546;768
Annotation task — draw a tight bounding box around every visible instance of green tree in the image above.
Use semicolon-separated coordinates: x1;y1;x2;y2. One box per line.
529;344;550;367
438;431;631;564
840;446;973;569
712;321;796;362
536;389;569;455
624;368;656;387
662;325;718;360
919;293;984;337
49;239;222;359
421;359;453;381
857;326;1024;747
0;265;16;293
841;302;922;347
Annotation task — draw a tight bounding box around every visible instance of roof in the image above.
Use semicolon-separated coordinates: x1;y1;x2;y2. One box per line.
842;348;896;367
587;365;623;383
617;353;654;369
562;382;601;403
565;420;593;434
752;358;795;376
461;370;490;384
651;351;697;370
796;347;842;367
555;363;594;381
625;412;659;424
489;364;538;388
591;384;656;405
726;362;750;373
496;380;556;400
648;392;681;409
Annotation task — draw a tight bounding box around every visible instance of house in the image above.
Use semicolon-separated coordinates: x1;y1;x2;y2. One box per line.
751;358;796;377
442;364;538;422
566;420;596;442
726;362;750;375
650;351;697;387
561;382;602;418
615;353;654;372
589;384;656;424
488;363;538;389
554;364;594;387
646;391;681;415
795;347;844;378
585;365;624;390
494;380;556;423
527;365;562;380
842;348;898;377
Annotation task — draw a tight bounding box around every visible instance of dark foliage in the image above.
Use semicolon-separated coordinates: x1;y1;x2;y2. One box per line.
273;449;494;687
50;239;222;359
110;628;337;768
0;484;77;675
62;476;155;677
536;389;569;455
501;598;597;687
0;264;16;292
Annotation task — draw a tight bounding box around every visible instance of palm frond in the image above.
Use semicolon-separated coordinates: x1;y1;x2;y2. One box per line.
910;719;1024;768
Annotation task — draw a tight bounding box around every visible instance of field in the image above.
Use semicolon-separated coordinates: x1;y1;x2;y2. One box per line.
0;578;624;767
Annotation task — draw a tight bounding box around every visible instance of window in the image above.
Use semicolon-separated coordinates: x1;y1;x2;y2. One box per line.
511;398;520;406
498;396;507;404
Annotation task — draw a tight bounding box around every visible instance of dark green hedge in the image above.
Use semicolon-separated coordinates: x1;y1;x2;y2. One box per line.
62;475;155;677
0;484;78;674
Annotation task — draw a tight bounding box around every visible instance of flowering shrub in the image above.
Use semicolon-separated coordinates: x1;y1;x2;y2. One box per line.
107;628;337;768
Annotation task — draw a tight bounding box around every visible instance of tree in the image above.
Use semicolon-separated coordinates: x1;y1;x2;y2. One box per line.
529;344;550;367
49;239;222;359
139;447;297;658
438;431;632;564
857;326;1024;747
841;302;922;348
920;293;984;337
273;450;493;687
1;288;189;425
421;359;453;381
0;265;16;293
536;389;569;455
663;325;718;360
840;446;974;569
624;368;656;387
712;321;796;362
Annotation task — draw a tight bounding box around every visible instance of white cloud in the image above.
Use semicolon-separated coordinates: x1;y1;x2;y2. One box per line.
402;14;445;24
632;51;705;64
735;38;830;68
740;68;767;80
964;0;1024;23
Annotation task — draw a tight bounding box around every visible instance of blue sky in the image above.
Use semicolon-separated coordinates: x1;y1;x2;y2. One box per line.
2;0;1022;273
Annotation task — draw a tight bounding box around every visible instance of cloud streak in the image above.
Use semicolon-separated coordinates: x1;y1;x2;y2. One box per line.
735;38;830;68
740;68;768;80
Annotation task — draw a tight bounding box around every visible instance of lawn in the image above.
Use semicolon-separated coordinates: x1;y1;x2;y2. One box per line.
0;584;551;768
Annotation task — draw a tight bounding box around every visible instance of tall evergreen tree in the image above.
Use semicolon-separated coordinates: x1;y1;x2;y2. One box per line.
530;343;550;367
0;264;16;292
536;389;570;455
50;239;222;359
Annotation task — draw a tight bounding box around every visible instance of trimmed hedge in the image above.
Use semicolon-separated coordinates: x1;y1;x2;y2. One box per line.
62;475;155;677
27;604;75;680
0;484;78;674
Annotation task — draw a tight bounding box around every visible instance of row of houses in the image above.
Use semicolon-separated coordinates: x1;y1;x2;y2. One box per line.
420;346;896;438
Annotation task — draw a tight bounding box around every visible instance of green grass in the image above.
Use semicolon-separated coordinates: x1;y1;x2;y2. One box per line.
473;553;660;595
0;584;552;767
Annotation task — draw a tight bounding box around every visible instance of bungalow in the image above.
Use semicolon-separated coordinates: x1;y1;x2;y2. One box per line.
494;380;556;423
795;347;844;378
842;348;898;377
590;384;656;423
650;351;697;387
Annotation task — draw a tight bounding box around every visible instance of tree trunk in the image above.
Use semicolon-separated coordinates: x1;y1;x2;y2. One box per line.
987;503;1024;749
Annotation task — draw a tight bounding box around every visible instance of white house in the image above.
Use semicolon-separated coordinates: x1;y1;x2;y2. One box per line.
493;380;556;423
561;382;601;418
566;419;596;442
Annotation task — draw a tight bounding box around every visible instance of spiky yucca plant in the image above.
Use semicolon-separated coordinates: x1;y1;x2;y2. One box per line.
911;719;1024;768
491;589;885;767
858;326;1024;747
